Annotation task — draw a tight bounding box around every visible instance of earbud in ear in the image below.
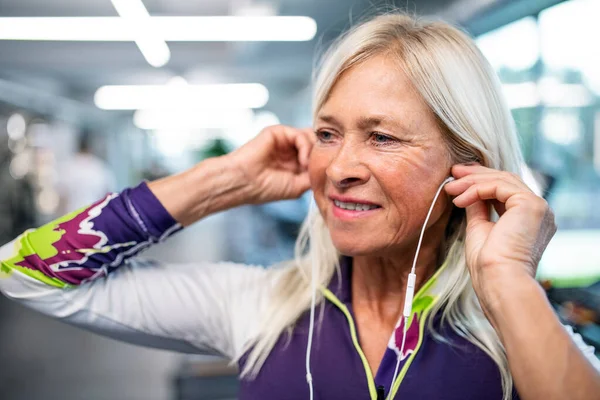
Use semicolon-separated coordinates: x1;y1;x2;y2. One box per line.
442;176;455;185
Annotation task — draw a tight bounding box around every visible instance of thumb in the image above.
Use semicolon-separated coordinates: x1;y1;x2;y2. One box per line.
465;200;490;230
288;171;311;199
464;200;493;269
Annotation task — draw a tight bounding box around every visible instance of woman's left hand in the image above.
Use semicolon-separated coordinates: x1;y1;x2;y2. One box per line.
444;163;557;316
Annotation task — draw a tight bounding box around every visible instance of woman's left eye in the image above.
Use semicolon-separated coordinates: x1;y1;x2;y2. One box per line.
371;133;395;145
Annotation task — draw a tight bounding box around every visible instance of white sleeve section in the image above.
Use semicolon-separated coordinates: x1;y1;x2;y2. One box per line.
564;324;600;372
0;241;282;359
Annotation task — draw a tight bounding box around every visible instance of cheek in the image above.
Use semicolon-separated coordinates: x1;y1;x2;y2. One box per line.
375;146;449;191
308;148;331;204
367;154;424;200
308;147;329;187
370;149;450;222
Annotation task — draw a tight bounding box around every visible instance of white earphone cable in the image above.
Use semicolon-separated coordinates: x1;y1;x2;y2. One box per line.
306;236;318;400
386;176;454;400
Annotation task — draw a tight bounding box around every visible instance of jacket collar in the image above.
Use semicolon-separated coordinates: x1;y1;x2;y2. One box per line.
325;255;451;312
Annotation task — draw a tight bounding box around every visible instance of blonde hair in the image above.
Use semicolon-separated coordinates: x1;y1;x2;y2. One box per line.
238;12;523;400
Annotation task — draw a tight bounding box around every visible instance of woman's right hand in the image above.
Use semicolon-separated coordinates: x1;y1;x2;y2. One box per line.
226;125;316;204
149;125;314;226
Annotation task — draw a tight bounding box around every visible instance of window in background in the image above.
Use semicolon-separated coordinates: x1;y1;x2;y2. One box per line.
537;0;600;233
476;0;600;289
476;17;540;160
476;16;539;72
539;0;600;95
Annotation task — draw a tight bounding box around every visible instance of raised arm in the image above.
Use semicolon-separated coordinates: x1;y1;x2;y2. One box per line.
0;125;315;358
446;163;600;400
149;124;315;226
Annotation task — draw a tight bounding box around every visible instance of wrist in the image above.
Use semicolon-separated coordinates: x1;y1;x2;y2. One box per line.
187;155;255;210
477;269;545;325
149;155;253;226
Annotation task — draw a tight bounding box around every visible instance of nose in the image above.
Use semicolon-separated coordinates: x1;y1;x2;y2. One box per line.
325;141;370;189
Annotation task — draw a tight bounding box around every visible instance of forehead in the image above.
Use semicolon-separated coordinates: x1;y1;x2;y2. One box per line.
318;54;432;130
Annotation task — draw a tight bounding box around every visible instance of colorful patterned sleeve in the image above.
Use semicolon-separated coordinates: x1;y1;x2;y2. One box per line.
0;182;278;358
0;181;181;287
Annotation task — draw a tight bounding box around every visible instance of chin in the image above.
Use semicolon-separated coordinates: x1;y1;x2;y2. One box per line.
330;234;379;257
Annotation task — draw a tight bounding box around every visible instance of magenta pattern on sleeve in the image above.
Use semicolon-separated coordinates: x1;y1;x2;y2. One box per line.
11;182;181;285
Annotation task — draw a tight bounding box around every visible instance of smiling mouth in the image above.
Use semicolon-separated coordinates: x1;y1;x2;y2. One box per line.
332;199;381;211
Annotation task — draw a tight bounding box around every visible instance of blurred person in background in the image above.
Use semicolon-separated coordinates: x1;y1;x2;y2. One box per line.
57;130;116;214
1;12;600;400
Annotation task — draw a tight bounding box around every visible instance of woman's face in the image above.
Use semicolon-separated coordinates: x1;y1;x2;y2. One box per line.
309;54;453;257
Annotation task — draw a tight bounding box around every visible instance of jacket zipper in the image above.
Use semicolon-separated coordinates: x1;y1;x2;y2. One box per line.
376;385;385;400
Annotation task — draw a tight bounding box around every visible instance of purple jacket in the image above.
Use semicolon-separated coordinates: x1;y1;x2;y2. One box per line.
238;255;516;399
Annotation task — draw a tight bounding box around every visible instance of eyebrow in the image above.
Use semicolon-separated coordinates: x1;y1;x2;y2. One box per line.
316;114;342;127
356;116;391;130
317;113;409;134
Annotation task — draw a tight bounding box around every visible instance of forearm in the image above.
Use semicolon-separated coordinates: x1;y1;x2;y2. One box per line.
486;274;600;400
1;182;179;286
148;155;252;227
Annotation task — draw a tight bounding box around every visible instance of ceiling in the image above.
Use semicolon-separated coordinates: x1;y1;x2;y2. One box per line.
0;0;501;121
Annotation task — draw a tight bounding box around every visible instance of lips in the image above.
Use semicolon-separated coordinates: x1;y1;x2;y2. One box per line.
332;199;379;211
329;195;381;220
329;195;381;207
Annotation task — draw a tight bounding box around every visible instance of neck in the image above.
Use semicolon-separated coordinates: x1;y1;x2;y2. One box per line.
350;212;450;325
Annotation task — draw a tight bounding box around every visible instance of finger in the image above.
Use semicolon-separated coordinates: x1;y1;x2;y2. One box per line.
302;127;317;144
450;162;495;179
464;200;493;269
273;125;309;164
491;199;506;216
465;199;491;230
445;171;531;197
290;171;311;198
302;130;317;167
269;125;296;152
452;180;527;209
294;130;313;168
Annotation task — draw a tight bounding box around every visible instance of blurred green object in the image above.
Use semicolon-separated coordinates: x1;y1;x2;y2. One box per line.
197;138;232;160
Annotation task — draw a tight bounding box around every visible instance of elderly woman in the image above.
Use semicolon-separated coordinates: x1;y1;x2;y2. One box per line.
1;13;599;400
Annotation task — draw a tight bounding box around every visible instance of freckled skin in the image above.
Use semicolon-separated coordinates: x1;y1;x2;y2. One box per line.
309;54;454;258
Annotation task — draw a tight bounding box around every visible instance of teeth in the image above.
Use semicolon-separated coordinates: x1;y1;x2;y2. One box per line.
333;199;378;211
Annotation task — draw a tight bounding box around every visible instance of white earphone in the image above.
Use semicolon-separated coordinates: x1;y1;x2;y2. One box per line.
305;176;455;400
386;176;454;399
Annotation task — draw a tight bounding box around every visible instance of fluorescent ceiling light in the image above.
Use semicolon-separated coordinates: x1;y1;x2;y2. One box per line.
110;0;170;67
133;36;170;67
95;83;269;110
0;16;317;41
111;0;151;19
134;109;255;129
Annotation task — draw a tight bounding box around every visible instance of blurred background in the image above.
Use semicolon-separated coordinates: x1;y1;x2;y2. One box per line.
0;0;598;399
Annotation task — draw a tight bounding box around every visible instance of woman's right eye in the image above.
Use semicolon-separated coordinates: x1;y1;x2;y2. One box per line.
316;130;334;142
